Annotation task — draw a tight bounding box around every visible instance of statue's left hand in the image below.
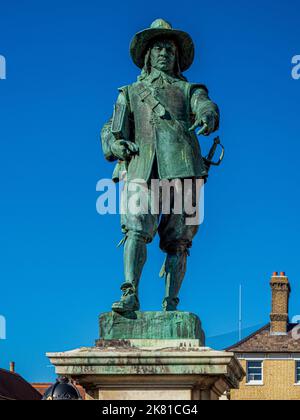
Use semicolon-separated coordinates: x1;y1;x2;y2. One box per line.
189;114;216;136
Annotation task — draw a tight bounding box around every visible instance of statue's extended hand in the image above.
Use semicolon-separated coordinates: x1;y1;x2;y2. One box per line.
189;114;216;136
111;140;139;161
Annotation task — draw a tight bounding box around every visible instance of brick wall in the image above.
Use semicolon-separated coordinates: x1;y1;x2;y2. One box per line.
231;359;300;400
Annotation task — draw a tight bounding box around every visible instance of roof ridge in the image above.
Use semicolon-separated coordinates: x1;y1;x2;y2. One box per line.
0;369;42;400
31;382;52;385
0;368;21;377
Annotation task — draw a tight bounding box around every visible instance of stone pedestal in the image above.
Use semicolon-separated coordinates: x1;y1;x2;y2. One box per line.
47;312;244;400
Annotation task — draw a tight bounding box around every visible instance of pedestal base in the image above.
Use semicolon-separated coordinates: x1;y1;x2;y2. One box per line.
47;340;244;400
47;312;244;400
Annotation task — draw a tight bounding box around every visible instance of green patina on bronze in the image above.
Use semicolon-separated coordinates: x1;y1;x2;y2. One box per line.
101;19;222;314
99;312;204;341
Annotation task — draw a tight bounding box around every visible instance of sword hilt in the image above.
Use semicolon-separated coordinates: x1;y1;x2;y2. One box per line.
205;136;225;168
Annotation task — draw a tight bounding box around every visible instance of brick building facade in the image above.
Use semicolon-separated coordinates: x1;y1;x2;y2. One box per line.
227;272;300;400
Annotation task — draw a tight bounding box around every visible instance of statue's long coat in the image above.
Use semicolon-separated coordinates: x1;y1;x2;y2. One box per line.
102;77;219;182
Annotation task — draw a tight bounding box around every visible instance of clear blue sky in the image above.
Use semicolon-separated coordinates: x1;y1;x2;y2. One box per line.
0;0;300;382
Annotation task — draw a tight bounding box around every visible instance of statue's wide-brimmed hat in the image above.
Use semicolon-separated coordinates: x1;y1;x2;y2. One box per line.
130;19;195;72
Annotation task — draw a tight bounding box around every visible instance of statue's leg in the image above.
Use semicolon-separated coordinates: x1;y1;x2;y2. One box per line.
162;250;188;311
112;188;158;313
123;232;147;293
159;178;200;311
112;232;148;313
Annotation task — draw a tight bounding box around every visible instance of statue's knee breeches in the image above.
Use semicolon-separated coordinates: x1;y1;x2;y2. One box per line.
121;175;201;249
158;213;199;254
121;212;159;244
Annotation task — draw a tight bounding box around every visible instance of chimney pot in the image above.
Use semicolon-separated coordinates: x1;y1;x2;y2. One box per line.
9;361;15;373
273;272;279;276
280;271;286;276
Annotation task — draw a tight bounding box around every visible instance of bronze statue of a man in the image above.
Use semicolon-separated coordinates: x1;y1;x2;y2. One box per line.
101;19;220;314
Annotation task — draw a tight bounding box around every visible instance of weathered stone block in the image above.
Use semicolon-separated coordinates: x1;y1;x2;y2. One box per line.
99;311;205;344
46;345;245;400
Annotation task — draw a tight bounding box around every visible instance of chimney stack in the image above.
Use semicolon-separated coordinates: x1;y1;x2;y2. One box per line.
270;272;291;335
9;361;15;373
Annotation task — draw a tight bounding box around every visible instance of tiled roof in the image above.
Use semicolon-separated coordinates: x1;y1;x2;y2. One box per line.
32;382;86;399
0;369;42;400
31;383;51;396
226;323;300;353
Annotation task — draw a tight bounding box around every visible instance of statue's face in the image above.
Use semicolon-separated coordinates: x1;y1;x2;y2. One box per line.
150;39;177;73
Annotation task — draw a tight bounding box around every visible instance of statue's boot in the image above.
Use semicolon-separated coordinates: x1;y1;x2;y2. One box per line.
112;283;140;313
161;252;187;311
112;234;147;313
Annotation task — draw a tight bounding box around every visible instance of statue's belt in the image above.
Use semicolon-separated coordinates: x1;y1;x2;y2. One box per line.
136;83;166;118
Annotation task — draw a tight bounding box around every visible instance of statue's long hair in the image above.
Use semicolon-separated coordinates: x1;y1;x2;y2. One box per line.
138;41;187;82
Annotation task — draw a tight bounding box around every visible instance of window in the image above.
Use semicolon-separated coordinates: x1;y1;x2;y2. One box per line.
246;361;263;384
296;361;300;383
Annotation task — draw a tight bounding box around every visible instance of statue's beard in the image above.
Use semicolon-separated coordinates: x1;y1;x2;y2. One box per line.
151;62;174;75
